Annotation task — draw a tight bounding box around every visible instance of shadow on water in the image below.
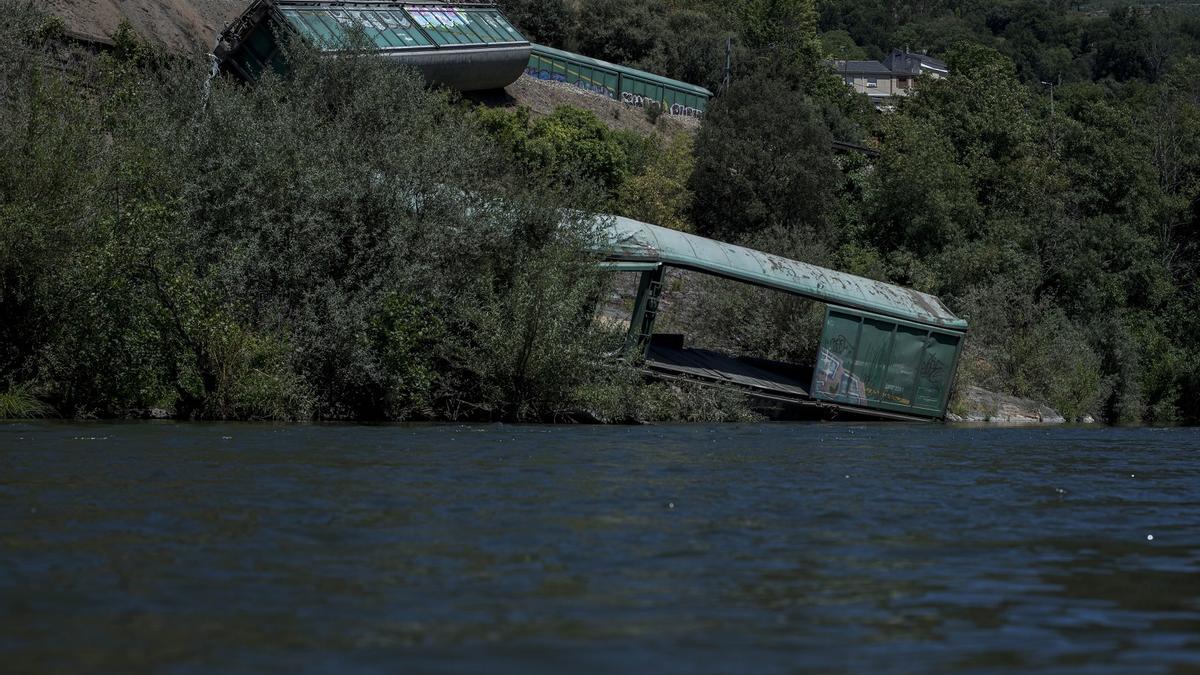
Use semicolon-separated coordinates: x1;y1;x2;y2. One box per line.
1;421;1199;673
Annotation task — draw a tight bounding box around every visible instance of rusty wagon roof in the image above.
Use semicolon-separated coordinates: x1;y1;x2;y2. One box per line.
598;215;968;331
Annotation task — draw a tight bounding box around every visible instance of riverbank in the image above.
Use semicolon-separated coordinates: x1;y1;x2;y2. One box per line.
947;386;1076;425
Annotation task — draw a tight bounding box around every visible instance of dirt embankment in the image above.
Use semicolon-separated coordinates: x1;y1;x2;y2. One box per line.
36;0;243;52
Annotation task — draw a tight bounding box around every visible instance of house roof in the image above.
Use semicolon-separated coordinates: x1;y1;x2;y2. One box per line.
884;50;949;75
831;60;892;77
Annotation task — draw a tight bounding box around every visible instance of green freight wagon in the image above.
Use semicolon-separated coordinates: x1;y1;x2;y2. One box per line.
597;216;968;421
525;44;713;118
215;1;531;91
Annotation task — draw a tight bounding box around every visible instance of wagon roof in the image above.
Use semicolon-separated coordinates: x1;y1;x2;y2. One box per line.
531;43;713;98
598;215;968;331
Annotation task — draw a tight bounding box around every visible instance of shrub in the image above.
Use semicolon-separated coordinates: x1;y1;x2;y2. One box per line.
0;385;52;419
0;6;624;422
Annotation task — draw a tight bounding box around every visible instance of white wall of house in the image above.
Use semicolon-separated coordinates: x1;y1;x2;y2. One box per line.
842;74;899;97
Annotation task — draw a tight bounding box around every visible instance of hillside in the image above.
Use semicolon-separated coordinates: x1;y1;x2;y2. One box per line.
486;76;700;138
36;0;242;51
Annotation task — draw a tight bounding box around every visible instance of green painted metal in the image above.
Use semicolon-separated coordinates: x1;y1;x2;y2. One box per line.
273;3;525;50
216;1;532;90
597;261;661;272
625;267;665;356
812;306;961;418
528;44;712;97
598;215;969;331
525;44;712;116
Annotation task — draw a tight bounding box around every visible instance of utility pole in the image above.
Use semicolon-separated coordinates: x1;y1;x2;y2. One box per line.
1041;76;1060;149
722;36;733;93
1041;79;1055;119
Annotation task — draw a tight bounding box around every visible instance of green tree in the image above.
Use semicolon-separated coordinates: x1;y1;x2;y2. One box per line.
866;115;980;258
689;72;835;240
573;0;667;65
496;0;572;48
477;105;646;194
735;0;821;64
615;134;696;232
820;29;867;59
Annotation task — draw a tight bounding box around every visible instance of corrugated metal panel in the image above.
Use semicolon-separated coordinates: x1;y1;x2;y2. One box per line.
529;43;713;98
599;215;968;331
273;2;527;49
217;1;531;91
812;306;961;417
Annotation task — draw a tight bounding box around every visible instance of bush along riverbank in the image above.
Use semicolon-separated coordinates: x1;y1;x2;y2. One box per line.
0;7;760;423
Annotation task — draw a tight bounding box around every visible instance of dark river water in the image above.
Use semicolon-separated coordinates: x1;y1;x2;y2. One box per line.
2;422;1199;674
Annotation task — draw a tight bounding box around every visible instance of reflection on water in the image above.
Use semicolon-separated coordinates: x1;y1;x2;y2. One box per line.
2;423;1199;673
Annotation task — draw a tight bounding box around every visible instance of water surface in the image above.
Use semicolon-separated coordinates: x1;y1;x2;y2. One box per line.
2;423;1199;673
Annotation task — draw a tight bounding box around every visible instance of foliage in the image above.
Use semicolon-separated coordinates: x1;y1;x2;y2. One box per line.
636;8;731;93
821;30;867;59
477;105;652;195
733;0;821;66
0;385;52;419
959;283;1107;421
614;134;695;232
12;0;1200;426
495;0;572;48
818;0;1200;86
689;71;835;239
0;5;633;422
573;0;669;66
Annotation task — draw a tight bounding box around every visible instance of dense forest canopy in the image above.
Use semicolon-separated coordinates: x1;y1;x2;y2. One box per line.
2;0;1199;423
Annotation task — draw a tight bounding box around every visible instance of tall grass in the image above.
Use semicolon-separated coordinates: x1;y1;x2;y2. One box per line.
0;385;52;419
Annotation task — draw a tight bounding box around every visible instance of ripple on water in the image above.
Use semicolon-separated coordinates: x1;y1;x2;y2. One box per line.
1;422;1199;674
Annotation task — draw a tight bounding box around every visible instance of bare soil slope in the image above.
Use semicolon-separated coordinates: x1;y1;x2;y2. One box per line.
36;0;243;52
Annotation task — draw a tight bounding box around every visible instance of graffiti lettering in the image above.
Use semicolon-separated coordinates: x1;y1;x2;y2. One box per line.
919;355;945;386
829;334;850;355
524;69;615;98
620;91;646;106
669;102;704;118
619;92;705;118
524;70;705;118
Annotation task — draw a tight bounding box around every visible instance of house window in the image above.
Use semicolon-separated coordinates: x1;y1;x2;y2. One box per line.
866;77;878;88
898;77;909;89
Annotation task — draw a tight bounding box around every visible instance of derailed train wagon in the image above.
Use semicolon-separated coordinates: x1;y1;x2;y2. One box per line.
597;216;968;422
214;1;531;91
525;44;713;118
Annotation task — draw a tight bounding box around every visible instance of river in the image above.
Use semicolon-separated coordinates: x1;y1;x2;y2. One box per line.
2;422;1198;673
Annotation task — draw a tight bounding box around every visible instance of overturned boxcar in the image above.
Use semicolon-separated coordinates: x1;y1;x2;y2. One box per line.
597;216;968;422
525;44;713;118
214;1;531;91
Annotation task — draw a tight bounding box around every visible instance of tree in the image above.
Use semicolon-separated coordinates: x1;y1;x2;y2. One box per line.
866;115;980;257
689;72;835;240
820;29;867;59
735;0;821;63
573;0;667;65
615;134;696;232
496;0;572;48
636;9;730;92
